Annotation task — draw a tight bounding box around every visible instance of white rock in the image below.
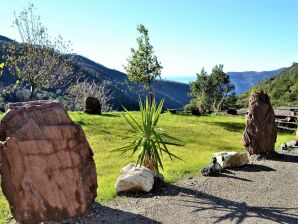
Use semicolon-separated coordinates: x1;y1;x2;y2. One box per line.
115;163;154;193
213;151;249;168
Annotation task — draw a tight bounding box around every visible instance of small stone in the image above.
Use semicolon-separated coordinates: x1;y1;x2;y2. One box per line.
287;140;298;147
213;151;249;168
201;157;222;176
280;143;288;150
115;163;154;193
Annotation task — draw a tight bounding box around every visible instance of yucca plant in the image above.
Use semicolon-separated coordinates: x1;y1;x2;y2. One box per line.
115;98;184;175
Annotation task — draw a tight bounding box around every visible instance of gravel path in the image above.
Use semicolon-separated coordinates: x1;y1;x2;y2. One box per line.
69;149;298;224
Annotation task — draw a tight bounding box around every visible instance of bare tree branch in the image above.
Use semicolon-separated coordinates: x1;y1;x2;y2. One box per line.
68;80;114;112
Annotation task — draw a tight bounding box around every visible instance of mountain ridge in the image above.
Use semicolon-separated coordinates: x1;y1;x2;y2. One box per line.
237;63;298;107
0;35;190;110
227;67;287;94
0;34;293;109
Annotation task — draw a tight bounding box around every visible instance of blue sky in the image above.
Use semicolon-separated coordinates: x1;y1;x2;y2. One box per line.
1;0;297;80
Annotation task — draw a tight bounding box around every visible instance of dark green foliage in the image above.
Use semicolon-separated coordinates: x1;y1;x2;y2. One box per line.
186;65;235;113
124;24;162;104
236;63;298;108
221;93;237;110
114;98;183;174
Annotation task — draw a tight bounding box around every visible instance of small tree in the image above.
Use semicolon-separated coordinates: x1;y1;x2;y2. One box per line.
187;65;235;113
2;4;73;100
188;68;211;112
124;24;162;105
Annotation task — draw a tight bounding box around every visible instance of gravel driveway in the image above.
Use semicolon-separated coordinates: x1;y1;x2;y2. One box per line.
68;148;298;224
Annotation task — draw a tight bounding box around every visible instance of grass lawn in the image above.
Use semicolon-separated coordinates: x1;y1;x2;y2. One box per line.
0;112;295;222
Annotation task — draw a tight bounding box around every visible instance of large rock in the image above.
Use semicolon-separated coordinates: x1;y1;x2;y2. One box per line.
243;92;277;155
115;163;154;194
0;100;97;223
84;97;101;115
213;151;249;168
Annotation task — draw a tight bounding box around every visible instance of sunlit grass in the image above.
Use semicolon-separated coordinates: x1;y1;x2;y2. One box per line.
0;112;295;222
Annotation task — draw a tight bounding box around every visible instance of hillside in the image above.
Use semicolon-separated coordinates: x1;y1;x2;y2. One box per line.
237;63;298;107
0;35;190;110
227;68;286;94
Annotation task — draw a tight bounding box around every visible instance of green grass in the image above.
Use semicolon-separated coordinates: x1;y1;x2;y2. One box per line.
0;112;295;223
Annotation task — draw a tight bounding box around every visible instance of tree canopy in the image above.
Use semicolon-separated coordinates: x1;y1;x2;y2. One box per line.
187;65;235;113
2;4;73;100
124;24;162;104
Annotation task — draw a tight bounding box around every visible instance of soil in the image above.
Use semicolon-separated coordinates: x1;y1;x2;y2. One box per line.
13;148;298;224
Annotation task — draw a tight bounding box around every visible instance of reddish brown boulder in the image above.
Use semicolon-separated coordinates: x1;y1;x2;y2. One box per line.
0;100;97;223
84;97;101;115
243;92;277;155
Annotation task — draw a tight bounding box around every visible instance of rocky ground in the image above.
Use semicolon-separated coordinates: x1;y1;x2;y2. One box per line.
66;147;298;224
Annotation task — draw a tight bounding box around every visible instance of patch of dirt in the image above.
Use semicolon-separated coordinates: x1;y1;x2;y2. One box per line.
58;149;298;223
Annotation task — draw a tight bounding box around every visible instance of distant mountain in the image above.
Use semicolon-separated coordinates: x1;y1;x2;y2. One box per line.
227;68;287;94
169;68;287;95
169;76;196;84
0;35;14;43
0;35;190;110
237;63;298;107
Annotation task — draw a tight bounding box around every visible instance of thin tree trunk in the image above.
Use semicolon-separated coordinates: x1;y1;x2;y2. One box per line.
147;80;153;107
29;84;36;101
212;102;217;113
213;97;225;113
215;97;225;113
143;153;159;175
149;89;153;107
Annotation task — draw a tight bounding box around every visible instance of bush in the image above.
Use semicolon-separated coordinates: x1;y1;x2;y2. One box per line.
114;98;184;175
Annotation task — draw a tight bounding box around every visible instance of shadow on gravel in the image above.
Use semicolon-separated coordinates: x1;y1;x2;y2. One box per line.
219;173;252;182
123;183;298;224
269;153;298;164
228;164;276;172
250;152;298;164
177;190;298;224
67;203;160;224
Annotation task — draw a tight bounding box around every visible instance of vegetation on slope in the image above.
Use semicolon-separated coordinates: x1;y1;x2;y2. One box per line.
0;35;190;111
237;63;298;108
0;112;294;222
227;67;286;94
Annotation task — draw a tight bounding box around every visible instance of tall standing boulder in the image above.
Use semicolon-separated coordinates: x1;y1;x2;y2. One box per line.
84;97;101;115
243;92;277;155
0;100;97;223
